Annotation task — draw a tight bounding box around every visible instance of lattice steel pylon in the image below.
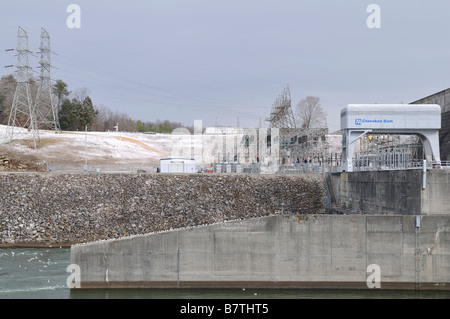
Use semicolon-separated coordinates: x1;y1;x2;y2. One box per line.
35;28;60;132
6;26;39;149
266;84;296;128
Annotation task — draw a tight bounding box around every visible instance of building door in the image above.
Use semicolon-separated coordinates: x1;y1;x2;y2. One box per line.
170;161;184;173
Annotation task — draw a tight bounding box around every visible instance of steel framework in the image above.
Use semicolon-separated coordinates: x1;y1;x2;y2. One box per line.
35;28;59;131
266;85;296;129
6;26;39;148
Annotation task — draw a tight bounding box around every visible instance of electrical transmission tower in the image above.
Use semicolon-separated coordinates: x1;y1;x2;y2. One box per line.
34;28;59;131
266;85;296;128
6;26;39;148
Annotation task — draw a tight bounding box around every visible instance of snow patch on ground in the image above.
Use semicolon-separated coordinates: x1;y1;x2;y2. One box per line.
0;124;212;166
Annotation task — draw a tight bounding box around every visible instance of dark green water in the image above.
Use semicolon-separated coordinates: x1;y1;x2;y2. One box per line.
1;248;449;299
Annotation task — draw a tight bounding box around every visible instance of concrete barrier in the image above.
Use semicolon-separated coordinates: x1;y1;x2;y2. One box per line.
70;214;450;290
328;169;450;215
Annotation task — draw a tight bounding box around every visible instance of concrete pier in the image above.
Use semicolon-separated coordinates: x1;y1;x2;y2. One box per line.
328;169;450;215
70;214;450;290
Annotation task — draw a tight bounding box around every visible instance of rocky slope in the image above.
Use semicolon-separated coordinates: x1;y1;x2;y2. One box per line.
0;173;325;246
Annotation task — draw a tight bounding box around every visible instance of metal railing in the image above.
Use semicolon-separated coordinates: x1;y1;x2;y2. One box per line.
352;159;450;172
46;160;449;175
278;163;341;174
46;163;158;173
277;159;449;174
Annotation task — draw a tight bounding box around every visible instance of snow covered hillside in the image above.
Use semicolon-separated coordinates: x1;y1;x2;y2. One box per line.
0;124;215;171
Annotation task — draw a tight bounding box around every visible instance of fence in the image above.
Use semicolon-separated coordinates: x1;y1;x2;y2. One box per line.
352;158;450;172
277;160;450;175
46;163;158;173
46;160;449;175
278;163;338;174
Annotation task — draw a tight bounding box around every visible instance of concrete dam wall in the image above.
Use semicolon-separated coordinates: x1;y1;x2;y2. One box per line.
0;173;325;245
328;169;450;215
3;169;449;290
70;214;450;290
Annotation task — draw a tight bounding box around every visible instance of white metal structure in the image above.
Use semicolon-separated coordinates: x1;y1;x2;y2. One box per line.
341;104;441;172
160;158;196;173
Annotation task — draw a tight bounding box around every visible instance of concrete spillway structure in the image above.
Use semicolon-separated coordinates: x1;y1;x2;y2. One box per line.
70;214;450;290
68;169;450;290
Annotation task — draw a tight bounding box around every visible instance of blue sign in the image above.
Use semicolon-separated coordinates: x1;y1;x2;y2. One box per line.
355;118;393;125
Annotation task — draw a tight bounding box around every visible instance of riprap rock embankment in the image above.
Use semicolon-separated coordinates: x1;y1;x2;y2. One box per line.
0;173;325;246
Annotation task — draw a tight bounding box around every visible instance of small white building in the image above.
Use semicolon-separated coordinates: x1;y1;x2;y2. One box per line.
160;158;196;173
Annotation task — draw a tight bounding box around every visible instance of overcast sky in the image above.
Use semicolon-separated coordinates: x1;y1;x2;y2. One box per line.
1;0;450;132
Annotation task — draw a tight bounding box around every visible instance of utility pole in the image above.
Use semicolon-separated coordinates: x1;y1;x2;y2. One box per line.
35;28;60;132
6;26;39;149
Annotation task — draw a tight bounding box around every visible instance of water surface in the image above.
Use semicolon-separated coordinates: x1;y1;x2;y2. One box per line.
1;248;449;299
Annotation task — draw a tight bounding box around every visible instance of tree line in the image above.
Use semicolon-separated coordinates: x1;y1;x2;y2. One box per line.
0;75;189;133
0;74;327;133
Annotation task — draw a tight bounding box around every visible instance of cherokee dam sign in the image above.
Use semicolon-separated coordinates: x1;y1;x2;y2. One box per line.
340;104;441;172
354;118;393;125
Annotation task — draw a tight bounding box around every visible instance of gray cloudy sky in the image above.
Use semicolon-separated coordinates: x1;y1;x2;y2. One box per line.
1;0;450;132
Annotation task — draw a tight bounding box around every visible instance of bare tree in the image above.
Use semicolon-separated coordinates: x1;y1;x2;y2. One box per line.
72;87;90;102
295;96;327;129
